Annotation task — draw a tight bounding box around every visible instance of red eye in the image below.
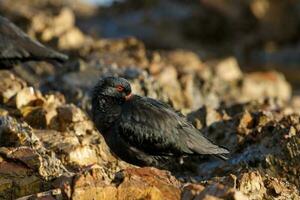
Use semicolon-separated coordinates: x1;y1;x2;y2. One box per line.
116;85;124;92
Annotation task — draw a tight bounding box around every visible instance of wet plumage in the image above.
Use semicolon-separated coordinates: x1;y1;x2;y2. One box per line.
92;77;229;167
0;16;68;69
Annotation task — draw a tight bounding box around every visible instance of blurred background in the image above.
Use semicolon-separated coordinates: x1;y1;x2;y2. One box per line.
88;0;300;91
1;0;300;112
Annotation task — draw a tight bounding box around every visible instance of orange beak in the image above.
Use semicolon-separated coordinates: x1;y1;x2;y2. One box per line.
125;93;133;101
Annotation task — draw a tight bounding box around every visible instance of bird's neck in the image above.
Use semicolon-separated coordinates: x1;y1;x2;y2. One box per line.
92;94;122;132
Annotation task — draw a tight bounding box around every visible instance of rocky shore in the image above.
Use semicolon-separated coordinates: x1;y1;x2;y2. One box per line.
0;1;299;199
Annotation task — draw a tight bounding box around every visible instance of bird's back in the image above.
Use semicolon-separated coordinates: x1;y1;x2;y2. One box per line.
116;95;229;158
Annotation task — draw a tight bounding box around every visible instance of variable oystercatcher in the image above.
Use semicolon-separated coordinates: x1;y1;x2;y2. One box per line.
92;76;229;167
0;16;68;69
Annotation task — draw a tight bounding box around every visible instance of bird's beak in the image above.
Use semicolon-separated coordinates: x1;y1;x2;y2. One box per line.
125;93;133;101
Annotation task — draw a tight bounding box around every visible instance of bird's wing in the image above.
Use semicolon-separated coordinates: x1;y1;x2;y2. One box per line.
0;16;68;62
116;96;229;156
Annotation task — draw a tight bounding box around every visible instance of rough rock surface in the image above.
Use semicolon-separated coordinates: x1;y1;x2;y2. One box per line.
1;61;299;200
0;2;300;200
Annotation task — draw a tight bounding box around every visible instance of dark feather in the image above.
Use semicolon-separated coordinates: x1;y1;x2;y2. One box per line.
92;77;230;167
115;95;229;157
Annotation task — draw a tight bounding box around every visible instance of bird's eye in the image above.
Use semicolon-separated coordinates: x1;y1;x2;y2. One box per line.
116;85;124;92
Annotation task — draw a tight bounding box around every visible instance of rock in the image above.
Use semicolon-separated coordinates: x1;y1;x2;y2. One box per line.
34;103;122;172
0;153;46;199
242;71;291;102
264;177;299;199
0;177;13;199
54;167;181;200
192;183;247;200
157;66;183;110
56;104;86;124
164;50;203;74
214;57;242;82
1;4;300;199
21;93;64;129
22;106;51;129
181;184;205;200
34;126;118;170
116;167;181;200
236;110;254;135
13;87;44;109
0;147;41;171
195;103;300;192
29;7;88;51
0;108;8;116
70;167;117;200
0;116;69;180
58;27;86;50
91;37;148;68
32;8;75;42
187;105;224;129
13;189;63;200
0;71;26;104
237;171;266;199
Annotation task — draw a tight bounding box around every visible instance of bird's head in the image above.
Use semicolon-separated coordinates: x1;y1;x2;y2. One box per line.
92;76;132;104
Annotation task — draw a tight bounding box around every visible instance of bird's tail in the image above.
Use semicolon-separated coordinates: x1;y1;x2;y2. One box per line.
186;130;230;159
214;153;229;160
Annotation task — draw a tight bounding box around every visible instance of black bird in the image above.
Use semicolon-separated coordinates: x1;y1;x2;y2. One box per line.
0;16;68;69
92;77;229;168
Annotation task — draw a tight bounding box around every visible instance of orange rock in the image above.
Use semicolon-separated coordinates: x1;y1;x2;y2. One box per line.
68;167;181;200
117;167;181;200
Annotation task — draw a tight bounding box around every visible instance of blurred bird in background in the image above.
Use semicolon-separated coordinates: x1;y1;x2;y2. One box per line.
0;16;68;69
